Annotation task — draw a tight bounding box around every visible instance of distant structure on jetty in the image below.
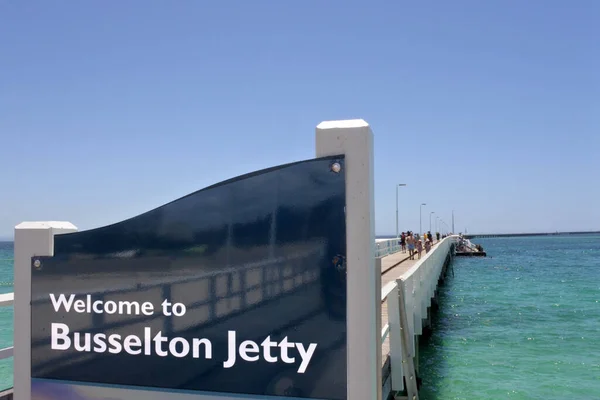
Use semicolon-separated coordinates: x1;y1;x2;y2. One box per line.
455;236;486;257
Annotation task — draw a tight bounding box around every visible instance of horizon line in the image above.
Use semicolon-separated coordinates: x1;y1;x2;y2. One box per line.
2;230;599;242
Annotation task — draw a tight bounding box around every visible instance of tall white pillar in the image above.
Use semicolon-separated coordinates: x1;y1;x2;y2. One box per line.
316;119;381;400
13;221;77;400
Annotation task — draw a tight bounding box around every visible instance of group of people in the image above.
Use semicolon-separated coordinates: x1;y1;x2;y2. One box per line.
398;230;441;260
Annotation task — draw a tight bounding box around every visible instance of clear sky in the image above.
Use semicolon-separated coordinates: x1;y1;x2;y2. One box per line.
1;1;598;240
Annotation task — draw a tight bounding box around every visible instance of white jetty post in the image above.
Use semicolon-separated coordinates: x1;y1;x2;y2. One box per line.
13;221;78;400
316;119;381;400
387;284;404;392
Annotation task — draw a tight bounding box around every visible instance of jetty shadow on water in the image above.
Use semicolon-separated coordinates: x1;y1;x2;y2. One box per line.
417;275;457;400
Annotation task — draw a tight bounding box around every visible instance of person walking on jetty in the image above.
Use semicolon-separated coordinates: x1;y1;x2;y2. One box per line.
436;232;440;242
425;239;431;253
407;232;416;260
416;239;423;259
400;232;406;253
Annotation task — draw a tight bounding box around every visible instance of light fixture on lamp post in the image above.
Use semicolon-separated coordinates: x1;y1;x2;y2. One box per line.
420;203;426;235
395;184;407;238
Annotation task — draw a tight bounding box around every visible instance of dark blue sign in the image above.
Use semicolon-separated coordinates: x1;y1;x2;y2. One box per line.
31;156;347;399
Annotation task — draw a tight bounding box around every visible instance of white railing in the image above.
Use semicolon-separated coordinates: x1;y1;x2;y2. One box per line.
380;235;457;399
0;293;14;361
375;238;401;257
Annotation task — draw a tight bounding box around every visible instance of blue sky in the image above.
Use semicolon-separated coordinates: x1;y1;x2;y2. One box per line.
1;1;598;240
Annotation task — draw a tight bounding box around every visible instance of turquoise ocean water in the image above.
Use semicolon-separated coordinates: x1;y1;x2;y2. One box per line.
420;235;600;399
0;242;14;391
0;236;598;397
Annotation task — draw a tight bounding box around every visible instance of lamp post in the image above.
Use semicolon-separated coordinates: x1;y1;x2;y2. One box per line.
420;203;426;235
396;184;407;238
429;211;435;232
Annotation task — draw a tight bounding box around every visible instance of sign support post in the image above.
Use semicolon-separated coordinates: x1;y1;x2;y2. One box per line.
13;221;78;400
316;119;381;400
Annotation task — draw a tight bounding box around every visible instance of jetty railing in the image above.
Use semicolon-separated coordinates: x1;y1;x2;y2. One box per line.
376;238;401;257
380;235;457;399
0;292;14;363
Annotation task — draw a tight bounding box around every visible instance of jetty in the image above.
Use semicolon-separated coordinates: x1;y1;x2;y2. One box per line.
377;237;456;399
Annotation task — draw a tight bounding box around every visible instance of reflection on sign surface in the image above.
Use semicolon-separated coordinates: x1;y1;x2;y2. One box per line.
31;156;347;400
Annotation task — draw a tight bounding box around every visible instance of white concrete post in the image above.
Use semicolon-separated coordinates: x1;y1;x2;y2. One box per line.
387;285;404;392
316;119;381;400
397;278;419;400
13;221;78;400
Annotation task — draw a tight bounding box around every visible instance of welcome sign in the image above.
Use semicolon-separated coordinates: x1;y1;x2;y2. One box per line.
30;156;347;400
47;294;317;373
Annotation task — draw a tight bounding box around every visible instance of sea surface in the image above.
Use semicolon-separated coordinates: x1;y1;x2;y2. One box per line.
420;235;600;399
0;242;14;391
0;237;599;397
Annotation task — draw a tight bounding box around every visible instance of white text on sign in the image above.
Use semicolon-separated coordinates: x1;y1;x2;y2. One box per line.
48;293;318;373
